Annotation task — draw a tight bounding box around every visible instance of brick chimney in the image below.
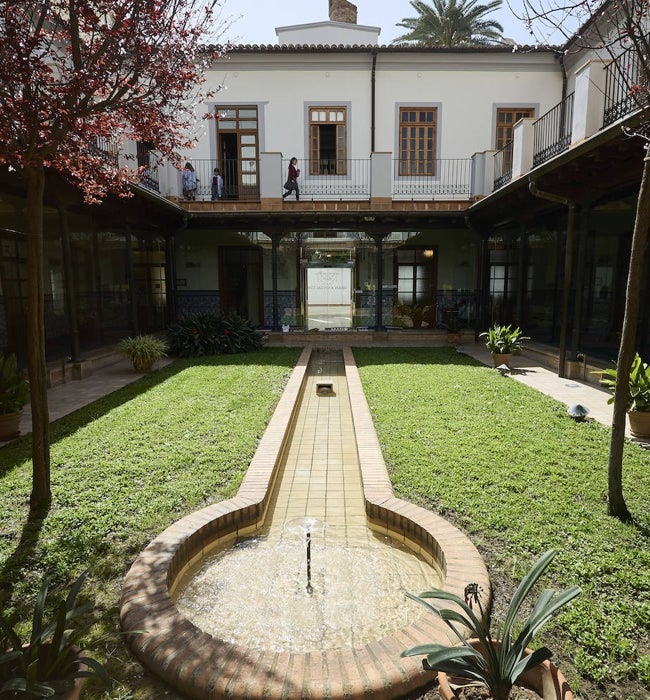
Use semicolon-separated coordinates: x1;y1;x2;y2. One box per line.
329;0;358;24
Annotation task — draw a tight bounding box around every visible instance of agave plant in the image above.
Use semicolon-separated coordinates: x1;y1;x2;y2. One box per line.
0;569;108;698
401;550;580;700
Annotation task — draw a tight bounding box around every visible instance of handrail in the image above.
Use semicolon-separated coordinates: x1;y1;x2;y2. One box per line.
532;92;574;167
603;43;643;126
493;141;513;190
392;158;471;199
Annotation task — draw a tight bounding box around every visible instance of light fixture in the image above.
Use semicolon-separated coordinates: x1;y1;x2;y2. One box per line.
423;249;434;258
568;404;590;422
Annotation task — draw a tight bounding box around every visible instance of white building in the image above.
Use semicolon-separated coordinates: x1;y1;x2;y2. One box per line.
0;0;645;377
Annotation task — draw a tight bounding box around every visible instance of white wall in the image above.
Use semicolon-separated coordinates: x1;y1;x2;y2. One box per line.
190;48;563;166
276;21;380;46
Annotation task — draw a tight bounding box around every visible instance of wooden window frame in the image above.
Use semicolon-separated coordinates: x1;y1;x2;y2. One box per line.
308;107;347;176
398;108;437;177
495;107;535;165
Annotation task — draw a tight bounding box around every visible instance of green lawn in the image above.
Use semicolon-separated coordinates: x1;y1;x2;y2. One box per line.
1;346;648;700
354;347;650;700
0;348;302;699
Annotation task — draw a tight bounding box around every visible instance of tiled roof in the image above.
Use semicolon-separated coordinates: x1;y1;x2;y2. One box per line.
213;43;557;54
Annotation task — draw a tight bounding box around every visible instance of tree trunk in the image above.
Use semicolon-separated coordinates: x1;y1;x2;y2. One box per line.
24;164;52;511
607;153;650;522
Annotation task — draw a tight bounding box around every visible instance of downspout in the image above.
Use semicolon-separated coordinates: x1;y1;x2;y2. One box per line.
559;51;567;102
370;48;378;153
529;178;575;378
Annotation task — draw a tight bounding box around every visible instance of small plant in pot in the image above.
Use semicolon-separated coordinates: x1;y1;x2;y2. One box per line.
0;353;29;440
0;569;108;698
598;352;650;440
116;334;167;372
401;550;580;700
480;324;529;367
396;303;433;329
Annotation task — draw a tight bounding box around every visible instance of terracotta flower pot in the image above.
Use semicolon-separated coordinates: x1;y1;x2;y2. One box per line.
0;410;22;440
628;410;650;440
437;640;574;700
492;352;512;368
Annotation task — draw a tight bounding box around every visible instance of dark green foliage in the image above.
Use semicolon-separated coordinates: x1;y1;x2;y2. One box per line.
479;323;529;353
167;312;265;357
0;570;108;698
599;352;650;412
0;353;29;415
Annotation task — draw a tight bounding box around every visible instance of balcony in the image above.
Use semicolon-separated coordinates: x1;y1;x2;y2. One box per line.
392;158;471;200
603;43;644;127
493;142;513;190
533;92;574;167
166;156;473;206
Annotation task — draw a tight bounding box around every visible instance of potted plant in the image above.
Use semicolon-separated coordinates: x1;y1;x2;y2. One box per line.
598;352;650;440
401;550;580;700
0;352;29;441
445;315;463;345
479;324;529;367
116;334;167;372
0;569;108;699
396;303;433;329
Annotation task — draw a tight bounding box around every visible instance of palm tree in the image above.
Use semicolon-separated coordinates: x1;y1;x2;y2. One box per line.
393;0;505;46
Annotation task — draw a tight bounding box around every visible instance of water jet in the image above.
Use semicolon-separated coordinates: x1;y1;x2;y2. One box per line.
121;347;489;699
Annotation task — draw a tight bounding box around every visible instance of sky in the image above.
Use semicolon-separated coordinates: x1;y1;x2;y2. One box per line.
215;0;543;48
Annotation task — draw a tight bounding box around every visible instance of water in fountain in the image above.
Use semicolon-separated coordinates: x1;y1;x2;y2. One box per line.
173;349;443;653
174;519;441;652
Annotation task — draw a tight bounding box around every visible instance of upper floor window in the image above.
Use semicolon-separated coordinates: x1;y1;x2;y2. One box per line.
398;108;437;176
309;107;347;175
495;107;535;148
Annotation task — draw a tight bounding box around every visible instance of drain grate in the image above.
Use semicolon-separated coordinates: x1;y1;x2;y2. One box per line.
316;382;334;396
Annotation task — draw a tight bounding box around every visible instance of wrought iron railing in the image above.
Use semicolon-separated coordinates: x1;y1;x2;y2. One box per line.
185;158;260;201
603;42;645;126
87;136;119;168
493;142;513;190
392;159;471;199
282;158;370;199
533;92;574;167
138;166;160;193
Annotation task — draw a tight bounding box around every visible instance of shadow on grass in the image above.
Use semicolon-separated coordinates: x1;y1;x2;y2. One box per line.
0;348;302;480
0;504;49;604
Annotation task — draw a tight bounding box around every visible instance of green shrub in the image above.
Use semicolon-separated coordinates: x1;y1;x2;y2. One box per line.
167;312;265;357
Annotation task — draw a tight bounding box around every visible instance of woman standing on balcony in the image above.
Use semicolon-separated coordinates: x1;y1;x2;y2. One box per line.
182;162;197;200
282;157;300;201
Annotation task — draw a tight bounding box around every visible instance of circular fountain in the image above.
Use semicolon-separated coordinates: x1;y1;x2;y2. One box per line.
120;347;489;699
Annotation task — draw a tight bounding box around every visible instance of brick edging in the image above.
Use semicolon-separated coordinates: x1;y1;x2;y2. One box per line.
120;346;490;699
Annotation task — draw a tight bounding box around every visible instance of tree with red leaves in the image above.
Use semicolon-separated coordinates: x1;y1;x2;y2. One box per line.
519;0;650;522
0;0;224;510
